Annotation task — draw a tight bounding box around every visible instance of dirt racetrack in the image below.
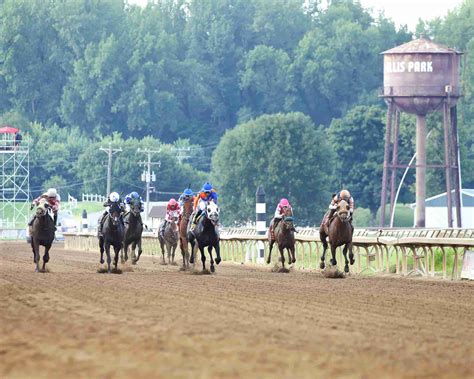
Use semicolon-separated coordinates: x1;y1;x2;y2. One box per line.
1;241;473;379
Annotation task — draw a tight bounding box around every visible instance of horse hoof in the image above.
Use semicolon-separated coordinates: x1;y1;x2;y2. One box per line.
131;260;137;265
320;262;325;270
344;265;349;273
100;259;104;264
210;265;215;273
215;257;221;265
189;257;194;264
331;259;337;266
350;259;355;265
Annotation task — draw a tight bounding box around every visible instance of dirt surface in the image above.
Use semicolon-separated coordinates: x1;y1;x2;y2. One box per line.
1;241;473;379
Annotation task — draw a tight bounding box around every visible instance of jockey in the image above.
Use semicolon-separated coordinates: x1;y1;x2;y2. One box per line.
124;191;145;212
98;192;126;235
269;198;292;236
28;188;61;229
178;188;194;207
190;182;218;230
160;198;181;237
325;189;354;227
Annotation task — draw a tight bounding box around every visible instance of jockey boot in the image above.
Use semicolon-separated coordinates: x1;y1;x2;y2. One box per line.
28;215;36;226
53;213;58;231
160;221;167;238
97;212;107;236
325;209;336;228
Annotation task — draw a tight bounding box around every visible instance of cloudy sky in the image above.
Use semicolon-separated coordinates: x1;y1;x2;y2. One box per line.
127;0;464;32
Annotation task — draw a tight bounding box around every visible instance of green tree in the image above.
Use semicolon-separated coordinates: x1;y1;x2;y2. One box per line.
240;45;294;117
212;113;334;226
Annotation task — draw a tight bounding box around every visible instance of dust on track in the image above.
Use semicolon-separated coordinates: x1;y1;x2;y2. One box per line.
1;241;473;378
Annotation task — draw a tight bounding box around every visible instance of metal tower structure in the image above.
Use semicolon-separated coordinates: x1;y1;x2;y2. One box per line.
0;133;30;229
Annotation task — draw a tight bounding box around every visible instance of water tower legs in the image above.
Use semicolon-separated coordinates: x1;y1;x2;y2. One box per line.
451;106;462;227
415;114;426;227
380;102;394;227
443;102;453;227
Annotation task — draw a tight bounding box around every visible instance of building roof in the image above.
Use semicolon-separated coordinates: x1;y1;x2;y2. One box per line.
148;205;167;218
382;37;461;55
411;189;474;208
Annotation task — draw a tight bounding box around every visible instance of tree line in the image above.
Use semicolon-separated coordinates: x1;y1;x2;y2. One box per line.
0;0;472;225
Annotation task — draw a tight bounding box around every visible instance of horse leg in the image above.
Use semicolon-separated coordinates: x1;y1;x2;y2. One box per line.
348;242;355;265
136;239;143;263
33;240;40;273
42;244;51;271
208;246;215;273
343;244;349;273
215;242;221;265
278;245;285;269
330;244;337;267
114;244;120;270
121;241;127;264
99;236;105;264
290;245;296;264
160;240;167;265
189;239;195;264
267;240;274;264
105;241;112;273
200;246;206;272
320;235;328;269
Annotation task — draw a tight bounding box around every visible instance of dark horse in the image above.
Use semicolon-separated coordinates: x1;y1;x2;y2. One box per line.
178;196;194;270
267;207;296;270
187;202;221;273
319;199;354;273
29;200;55;272
98;202;124;273
122;198;143;265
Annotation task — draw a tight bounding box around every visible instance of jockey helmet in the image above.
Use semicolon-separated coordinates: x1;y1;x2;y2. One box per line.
340;189;351;201
168;198;178;209
109;192;120;202
202;182;213;194
183;188;193;197
130;191;139;199
46;188;57;198
279;198;290;208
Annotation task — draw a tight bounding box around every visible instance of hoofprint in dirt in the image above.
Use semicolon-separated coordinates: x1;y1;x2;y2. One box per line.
0;242;473;378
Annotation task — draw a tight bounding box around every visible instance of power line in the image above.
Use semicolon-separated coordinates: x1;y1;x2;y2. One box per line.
100;143;122;195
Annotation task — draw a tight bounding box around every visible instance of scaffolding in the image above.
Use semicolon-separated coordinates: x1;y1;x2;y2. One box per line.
0;133;30;229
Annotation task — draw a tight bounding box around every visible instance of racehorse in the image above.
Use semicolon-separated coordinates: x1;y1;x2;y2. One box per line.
178;196;194;269
98;202;124;273
122;198;143;265
267;206;296;270
158;212;179;265
319;199;354;273
29;199;55;272
187;202;221;273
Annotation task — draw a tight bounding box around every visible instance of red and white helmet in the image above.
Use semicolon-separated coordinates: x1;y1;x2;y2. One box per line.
168;198;178;209
279;198;290;208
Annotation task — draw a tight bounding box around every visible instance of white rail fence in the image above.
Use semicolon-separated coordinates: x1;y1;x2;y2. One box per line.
63;228;474;280
81;193;106;203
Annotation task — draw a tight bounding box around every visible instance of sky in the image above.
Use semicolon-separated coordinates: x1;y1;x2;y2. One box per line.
127;0;464;32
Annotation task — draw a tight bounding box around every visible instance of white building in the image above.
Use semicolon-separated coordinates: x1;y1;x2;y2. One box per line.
411;189;474;228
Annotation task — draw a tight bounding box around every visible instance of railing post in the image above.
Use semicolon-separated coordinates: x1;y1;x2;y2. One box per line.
256;186;266;264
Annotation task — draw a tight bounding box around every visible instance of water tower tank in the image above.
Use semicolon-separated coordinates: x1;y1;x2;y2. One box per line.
382;37;461;115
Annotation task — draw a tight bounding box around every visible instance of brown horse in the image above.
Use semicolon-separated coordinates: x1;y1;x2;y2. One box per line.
178;197;194;269
29;199;55;272
319;199;354;272
158;214;179;265
267;207;296;270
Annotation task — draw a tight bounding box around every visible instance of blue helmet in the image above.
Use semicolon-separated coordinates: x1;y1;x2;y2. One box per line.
201;182;213;193
131;191;140;199
183;188;193;196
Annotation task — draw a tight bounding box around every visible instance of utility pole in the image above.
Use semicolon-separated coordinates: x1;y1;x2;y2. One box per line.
100;143;122;196
138;149;161;219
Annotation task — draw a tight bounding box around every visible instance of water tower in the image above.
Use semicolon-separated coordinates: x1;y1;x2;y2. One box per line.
380;37;462;227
